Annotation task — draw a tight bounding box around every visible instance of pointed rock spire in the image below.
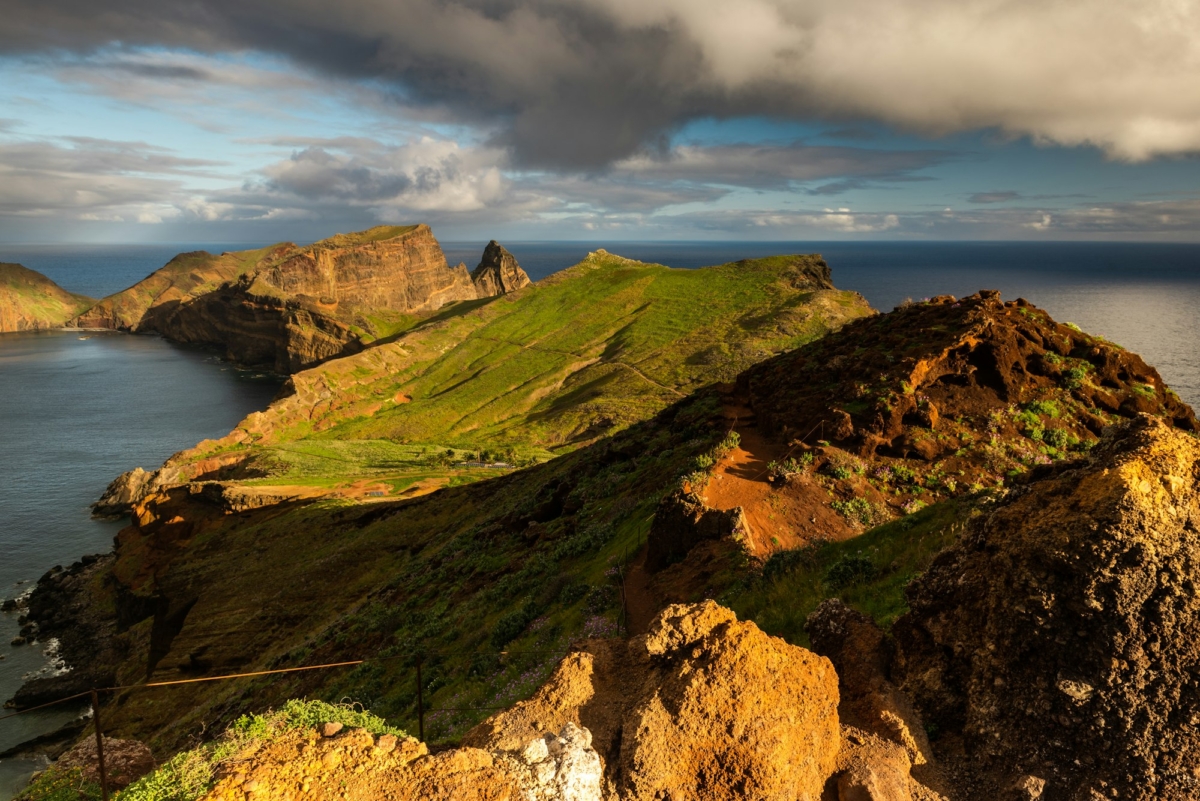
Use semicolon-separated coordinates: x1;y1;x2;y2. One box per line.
471;241;531;297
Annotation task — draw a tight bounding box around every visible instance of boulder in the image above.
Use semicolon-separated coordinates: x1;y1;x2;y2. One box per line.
893;416;1200;800
467;600;841;800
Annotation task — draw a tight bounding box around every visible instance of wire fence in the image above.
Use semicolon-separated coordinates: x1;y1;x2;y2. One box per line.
0;531;651;801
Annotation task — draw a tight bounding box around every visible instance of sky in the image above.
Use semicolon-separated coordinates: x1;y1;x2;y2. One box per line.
3;0;1200;244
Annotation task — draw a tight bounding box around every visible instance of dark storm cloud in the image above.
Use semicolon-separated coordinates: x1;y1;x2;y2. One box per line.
4;1;1200;169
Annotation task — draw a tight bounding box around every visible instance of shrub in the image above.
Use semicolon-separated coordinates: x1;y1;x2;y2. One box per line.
15;768;101;801
824;553;876;590
831;497;880;526
1025;399;1061;418
1062;365;1089;390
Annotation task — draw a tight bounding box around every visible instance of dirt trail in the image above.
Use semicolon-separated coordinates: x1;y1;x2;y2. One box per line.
622;546;658;635
703;397;844;556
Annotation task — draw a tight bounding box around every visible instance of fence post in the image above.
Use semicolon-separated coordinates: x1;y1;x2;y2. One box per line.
90;690;109;801
415;659;425;742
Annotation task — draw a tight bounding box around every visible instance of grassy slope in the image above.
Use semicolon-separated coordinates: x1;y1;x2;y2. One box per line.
96;391;732;754
180;251;870;492
0;263;94;331
73;245;284;329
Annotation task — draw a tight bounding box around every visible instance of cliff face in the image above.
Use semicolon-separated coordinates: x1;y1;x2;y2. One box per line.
0;263;94;332
70;225;521;372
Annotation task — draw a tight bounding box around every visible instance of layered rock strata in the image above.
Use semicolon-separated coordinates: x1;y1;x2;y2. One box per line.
69;225;526;373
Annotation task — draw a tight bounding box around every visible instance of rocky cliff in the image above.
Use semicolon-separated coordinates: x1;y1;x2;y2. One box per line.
471;240;531;296
0;263;94;332
70;225;525;372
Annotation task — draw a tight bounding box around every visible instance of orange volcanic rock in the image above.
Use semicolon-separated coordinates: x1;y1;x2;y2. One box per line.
465;601;842;800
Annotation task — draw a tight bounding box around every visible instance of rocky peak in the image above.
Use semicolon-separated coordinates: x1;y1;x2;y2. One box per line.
471;240;531;297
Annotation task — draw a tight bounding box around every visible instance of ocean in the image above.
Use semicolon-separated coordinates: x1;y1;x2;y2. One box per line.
0;240;1198;795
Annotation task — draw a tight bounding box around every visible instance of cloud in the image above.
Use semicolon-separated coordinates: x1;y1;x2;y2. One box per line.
612;142;948;189
4;1;1200;168
0;136;220;220
969;191;1021;204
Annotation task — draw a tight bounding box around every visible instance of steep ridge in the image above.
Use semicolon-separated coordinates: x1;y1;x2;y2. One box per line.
70;225;528;373
654;291;1198;567
0;263;94;332
10;287;1197;795
94;251;871;514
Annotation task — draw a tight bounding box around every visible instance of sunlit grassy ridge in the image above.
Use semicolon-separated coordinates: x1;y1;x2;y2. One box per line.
181;250;871;492
0;263;94;331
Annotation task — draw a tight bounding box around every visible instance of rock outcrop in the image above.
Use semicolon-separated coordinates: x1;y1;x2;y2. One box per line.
465;601;841;800
892;415;1200;800
69;226;526;373
471;240;531;296
0;263;94;332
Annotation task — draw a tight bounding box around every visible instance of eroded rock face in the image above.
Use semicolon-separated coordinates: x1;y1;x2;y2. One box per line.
892;416;1200;800
645;490;750;572
472;241;531;296
465;601;841;801
69;225;528;374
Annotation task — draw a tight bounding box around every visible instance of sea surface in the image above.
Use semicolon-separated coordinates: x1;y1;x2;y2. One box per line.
0;329;281;795
0;240;1198;796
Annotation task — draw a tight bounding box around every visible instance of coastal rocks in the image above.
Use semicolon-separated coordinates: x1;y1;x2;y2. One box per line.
465;601;841;800
471;240;531;296
56;736;156;789
892;415;1200;800
0;263;94;332
93;467;157;517
746;291;1198;462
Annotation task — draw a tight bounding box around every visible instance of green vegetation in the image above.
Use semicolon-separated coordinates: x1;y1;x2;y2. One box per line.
728;498;974;645
15;701;402;801
0;263;95;331
178;251;869;498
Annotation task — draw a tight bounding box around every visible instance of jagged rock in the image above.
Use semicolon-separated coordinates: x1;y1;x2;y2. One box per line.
93;467;156;517
466;601;841;800
495;723;603;801
892;415;1200;800
806;599;932;766
834;727;913;801
472;241;531;296
56;735;156;789
645;490;750;572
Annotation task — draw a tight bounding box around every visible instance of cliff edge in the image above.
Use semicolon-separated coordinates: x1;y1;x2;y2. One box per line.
69;225;525;373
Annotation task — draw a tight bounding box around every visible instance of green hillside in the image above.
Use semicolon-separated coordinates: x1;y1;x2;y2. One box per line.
171;249;872;494
0;263;94;332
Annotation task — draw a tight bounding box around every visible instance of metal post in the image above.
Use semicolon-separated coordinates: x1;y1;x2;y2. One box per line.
415;660;424;742
90;690;109;801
